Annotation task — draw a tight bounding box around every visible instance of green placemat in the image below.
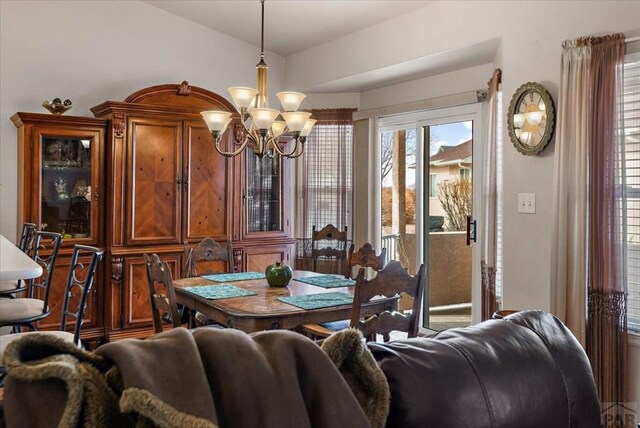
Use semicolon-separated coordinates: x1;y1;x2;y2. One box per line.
294;275;356;288
183;284;257;300
202;272;265;282
278;292;353;310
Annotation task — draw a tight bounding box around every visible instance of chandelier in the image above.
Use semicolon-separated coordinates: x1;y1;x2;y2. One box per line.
201;0;316;159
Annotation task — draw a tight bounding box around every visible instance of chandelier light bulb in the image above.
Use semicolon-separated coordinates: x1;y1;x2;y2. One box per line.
276;92;306;112
201;111;233;133
300;119;317;137
282;111;312;132
271;120;287;138
248;108;280;130
228;87;259;109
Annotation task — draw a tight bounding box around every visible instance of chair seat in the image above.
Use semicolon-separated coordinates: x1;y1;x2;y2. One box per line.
0;331;74;364
301;319;350;339
321;319;350;331
0;298;47;322
0;280;20;293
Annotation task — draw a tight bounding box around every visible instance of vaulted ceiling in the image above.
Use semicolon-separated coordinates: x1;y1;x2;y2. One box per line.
143;1;433;57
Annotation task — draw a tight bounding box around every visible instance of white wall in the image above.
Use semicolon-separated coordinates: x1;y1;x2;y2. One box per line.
0;0;285;240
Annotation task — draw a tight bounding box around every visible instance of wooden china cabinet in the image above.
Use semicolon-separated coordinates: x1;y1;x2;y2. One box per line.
12;113;107;342
14;81;295;342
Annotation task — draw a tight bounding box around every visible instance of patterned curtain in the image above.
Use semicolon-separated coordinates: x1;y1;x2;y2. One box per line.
480;68;501;321
551;34;627;423
295;108;356;272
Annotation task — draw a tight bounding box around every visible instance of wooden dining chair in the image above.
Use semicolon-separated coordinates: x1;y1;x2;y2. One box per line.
352;260;426;342
302;243;386;339
0;244;103;384
183;237;234;278
0;231;63;332
145;253;182;334
311;224;348;274
182;238;235;326
0;222;38;297
343;242;386;279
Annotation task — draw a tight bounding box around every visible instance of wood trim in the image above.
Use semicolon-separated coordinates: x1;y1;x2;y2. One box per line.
11;112;107;128
123;82;236;111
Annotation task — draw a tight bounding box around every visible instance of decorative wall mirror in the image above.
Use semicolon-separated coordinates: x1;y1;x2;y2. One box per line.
507;82;555;155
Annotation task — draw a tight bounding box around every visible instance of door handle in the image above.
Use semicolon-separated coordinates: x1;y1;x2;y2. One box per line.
466;215;477;246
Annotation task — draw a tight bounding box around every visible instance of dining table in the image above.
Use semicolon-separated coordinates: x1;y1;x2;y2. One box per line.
0;233;42;281
173;270;398;333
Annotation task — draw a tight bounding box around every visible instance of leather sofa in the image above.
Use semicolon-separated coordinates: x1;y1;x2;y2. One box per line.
368;310;600;427
0;310;600;427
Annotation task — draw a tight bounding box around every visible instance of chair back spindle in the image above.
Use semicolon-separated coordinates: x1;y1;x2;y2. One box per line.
60;245;104;346
28;231;63;313
183;238;234;278
145;253;181;333
17;223;37;254
311;224;348;274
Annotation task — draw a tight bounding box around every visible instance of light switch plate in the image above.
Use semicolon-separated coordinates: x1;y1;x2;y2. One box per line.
518;193;536;214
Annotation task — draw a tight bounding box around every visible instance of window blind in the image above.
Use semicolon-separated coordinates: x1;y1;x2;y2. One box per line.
623;56;640;332
298;109;355;239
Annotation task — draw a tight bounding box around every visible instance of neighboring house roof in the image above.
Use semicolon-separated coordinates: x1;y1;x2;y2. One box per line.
407;139;472;169
429;140;472;166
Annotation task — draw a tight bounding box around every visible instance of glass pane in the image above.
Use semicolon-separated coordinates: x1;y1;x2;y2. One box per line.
246;154;281;232
381;128;417;273
426;121;472;330
41;136;92;238
380;128;417;316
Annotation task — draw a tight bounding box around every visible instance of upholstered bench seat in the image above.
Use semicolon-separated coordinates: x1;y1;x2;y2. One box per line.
0;298;47;322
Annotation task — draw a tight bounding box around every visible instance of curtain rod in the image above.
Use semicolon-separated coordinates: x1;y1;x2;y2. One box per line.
352;90;485;121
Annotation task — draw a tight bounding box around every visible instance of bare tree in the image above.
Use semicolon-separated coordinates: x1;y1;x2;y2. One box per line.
380;129;440;183
380;129;418;183
437;178;472;231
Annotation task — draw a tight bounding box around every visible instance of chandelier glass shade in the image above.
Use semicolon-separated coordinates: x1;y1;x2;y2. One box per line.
201;0;315;159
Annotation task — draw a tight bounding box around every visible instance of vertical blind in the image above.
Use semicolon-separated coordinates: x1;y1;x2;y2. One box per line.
623;55;640;332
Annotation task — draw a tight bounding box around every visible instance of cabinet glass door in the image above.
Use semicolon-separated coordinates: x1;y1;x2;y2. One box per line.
246;154;282;233
40;133;97;242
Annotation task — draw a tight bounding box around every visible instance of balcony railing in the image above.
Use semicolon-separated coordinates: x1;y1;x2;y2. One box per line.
381;234;400;262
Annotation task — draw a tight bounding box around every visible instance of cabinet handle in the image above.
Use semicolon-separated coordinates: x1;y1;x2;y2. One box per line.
184;176;189;192
177;175;182;188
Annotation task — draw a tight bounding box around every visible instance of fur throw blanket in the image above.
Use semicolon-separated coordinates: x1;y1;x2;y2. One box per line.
2;328;389;428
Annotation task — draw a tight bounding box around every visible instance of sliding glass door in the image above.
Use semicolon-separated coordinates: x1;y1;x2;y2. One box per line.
378;103;483;332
